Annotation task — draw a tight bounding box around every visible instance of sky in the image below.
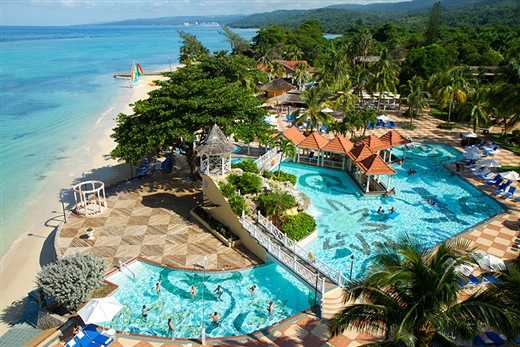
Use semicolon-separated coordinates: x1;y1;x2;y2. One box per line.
1;0;409;26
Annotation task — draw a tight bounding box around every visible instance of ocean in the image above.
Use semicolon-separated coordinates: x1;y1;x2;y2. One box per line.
0;26;258;257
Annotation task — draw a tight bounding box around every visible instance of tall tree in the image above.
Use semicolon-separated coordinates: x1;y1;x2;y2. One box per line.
429;68;470;125
333;79;359;114
352;65;373;107
293;61;310;87
111;55;273;177
425;1;441;45
457;86;493;131
329;237;519;344
400;76;430;125
489;56;520;134
369;49;400;112
177;30;210;65
292;87;335;133
359;107;378;136
218;25;250;56
272;137;297;176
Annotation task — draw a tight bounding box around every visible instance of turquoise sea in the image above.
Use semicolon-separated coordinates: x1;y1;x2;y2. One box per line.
0;26;257;257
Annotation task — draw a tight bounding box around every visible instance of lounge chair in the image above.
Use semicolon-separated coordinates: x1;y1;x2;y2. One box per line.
375;120;384;128
484;332;506;346
480;173;496;181
473;168;490;178
83;324;115;346
155;156;171;171
496;180;512;192
482;273;502;285
137;161;151;176
478;140;487;147
466;274;482;285
387;121;396;129
472;335;485;346
502;186;517;198
487;177;504;187
468;163;485;172
367;121;374;130
74;330;103;347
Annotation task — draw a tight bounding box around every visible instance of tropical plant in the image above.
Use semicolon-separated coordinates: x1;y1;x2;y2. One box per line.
351;65;373;107
218;25;250;56
36;252;106;311
228;195;248;215
258;190;296;227
177;30;210;65
429;67;470;125
400;76;430;125
271;137;297;176
293;61;311;87
231;158;259;174
292;87;335;133
228;172;262;195
281;212;316;241
218;182;236;199
338;109;364;138
369;49;400;112
268;60;286;81
489;56;520;135
457;86;493;131
333;79;359;114
359;107;378;136
329;237;519;344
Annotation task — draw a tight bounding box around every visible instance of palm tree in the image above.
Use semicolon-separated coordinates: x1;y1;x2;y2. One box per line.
284;44;304;61
429;68;470;125
329;237;519;344
352;65;373;107
293;61;310;87
400;76;430;125
357;29;373;69
369;49;400;112
457;86;493;131
218;25;250;55
272;137;296;176
293;88;335;133
489;57;520;135
333;79;359;114
342;109;364;138
269;61;286;81
359;107;377;136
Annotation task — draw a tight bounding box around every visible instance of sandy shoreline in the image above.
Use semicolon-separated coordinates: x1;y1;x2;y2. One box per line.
0;77;166;336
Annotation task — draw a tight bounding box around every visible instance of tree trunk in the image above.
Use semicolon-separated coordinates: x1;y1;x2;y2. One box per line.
377;94;382;113
447;98;453;125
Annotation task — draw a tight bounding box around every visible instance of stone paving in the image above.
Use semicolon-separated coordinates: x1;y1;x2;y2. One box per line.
38;110;520;347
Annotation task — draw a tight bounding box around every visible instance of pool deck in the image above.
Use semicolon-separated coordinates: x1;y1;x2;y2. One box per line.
35;110;519;347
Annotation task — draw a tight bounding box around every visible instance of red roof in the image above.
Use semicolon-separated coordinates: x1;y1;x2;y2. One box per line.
355;134;387;151
358;154;397;175
280;127;306;145
348;144;375;162
298;132;330;150
322;135;354;153
379;130;412;148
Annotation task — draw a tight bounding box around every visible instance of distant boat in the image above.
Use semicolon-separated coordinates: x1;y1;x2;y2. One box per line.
129;62;144;87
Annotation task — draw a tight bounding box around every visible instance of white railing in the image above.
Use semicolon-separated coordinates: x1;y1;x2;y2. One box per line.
254;147;278;167
200;158;209;175
241;214;326;295
257;211;350;287
119;260;136;280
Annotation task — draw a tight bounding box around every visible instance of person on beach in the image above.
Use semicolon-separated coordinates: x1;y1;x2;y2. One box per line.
214;285;223;300
168;318;175;339
268;301;274;315
209;311;222;325
142;305;151;320
190;285;197;298
249;285;257;295
156;281;161;296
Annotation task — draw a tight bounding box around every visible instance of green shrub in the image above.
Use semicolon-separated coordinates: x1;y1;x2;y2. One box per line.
232;172;262;195
438;122;457;130
281;213;316;241
258;191;296;217
219;182;236;199
273;171;297;185
228;195;248;215
193;206;240;239
36;252;106;311
262;170;273;179
234;158;259;174
403;124;418;130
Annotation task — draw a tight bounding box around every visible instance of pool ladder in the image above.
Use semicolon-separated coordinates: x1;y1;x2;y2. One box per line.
119;260;136;280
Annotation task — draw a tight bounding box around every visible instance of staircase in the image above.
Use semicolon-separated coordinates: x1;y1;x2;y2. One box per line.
321;286;345;320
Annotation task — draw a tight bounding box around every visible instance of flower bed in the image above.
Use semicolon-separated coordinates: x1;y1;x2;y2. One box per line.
190;206;241;248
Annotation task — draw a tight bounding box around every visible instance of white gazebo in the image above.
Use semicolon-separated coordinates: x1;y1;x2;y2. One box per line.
196;124;236;176
73;180;107;216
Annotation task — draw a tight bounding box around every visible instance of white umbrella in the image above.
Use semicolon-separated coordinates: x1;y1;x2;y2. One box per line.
463;147;482;160
377;115;391;121
477;253;506;271
78;297;123;325
461;131;478;138
321;107;333;113
480;159;502;168
499;171;520;181
454;263;477;276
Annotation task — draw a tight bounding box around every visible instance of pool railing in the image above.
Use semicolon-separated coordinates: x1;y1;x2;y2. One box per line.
254;147;280;172
256;211;350;287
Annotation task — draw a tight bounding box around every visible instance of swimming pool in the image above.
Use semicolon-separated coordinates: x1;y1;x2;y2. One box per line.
103;260;313;338
232;145;242;154
280;144;506;278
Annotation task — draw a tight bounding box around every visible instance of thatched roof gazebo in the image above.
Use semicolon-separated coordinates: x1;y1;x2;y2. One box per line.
258;78;294;98
195;124;235;176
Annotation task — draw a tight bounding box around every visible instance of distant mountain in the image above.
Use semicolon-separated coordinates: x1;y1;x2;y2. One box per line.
91;14;247;26
326;0;474;12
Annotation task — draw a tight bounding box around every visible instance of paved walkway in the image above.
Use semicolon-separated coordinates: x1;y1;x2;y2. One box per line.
36;110;519;347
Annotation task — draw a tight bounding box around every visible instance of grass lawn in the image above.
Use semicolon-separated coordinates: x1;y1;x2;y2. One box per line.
490;133;520;156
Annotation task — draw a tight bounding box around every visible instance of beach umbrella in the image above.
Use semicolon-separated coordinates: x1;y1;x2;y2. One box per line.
480;159;502;168
477;253;506;271
454;263;476;276
321;107;334;113
463;147;482;160
78;297;123;325
461;131;478;138
377;114;391;121
499;171;520;181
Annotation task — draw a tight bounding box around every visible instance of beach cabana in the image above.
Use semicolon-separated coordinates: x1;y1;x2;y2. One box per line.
321;135;354;170
196;124;235;176
257;78;294;99
378;130;412;162
355;134;387;153
357;154;397;193
296;132;330;166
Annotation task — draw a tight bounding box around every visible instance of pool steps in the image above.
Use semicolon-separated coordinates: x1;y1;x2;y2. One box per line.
119;259;136;280
321;286;345;320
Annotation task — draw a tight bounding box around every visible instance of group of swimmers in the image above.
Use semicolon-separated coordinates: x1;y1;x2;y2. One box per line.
383;187;396;198
377;206;396;214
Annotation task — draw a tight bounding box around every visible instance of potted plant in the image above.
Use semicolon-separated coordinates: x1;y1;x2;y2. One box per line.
85;227;94;240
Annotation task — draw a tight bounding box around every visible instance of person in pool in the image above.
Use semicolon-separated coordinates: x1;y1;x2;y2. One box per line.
268;301;274;315
390;207;396;213
156;281;161;296
249;285;257;295
142;305;151;320
190;285;197;298
168;318;175;339
214;285;223;300
377;206;384;214
209;311;222;325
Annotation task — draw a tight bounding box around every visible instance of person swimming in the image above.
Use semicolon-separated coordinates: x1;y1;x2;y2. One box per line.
377;206;384;214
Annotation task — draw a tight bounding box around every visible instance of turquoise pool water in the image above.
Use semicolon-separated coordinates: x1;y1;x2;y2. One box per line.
280;144;506;278
103;260;313;338
232;145;242;154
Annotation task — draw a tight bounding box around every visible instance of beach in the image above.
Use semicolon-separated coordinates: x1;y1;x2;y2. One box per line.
0;78;166;337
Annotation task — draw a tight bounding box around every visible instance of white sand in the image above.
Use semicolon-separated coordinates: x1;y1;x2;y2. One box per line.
0;77;166;336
